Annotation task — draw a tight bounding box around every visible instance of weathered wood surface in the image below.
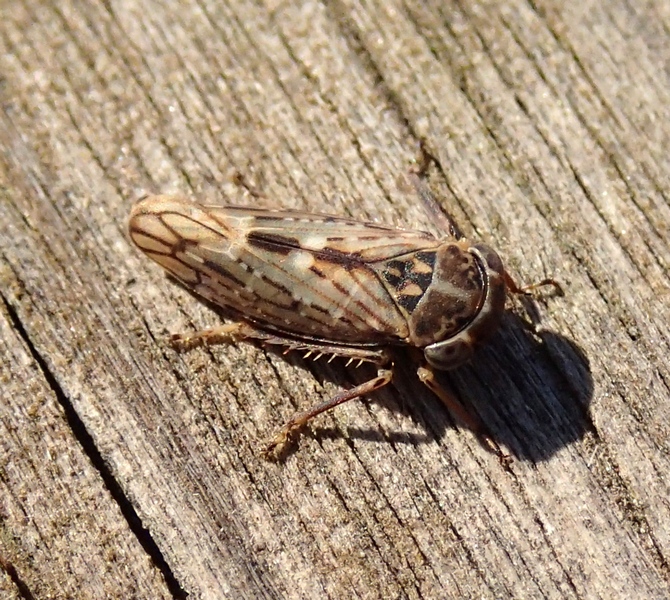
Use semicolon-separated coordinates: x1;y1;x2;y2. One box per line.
1;1;669;598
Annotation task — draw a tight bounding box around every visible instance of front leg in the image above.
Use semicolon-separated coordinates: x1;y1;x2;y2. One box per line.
503;271;563;298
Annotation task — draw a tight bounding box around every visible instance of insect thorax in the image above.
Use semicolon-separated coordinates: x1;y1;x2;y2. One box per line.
394;241;507;370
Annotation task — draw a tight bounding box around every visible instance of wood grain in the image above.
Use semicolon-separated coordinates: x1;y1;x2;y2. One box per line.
1;0;669;598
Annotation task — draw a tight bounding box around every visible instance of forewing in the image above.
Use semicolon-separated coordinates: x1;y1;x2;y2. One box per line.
207;205;438;261
129;197;441;346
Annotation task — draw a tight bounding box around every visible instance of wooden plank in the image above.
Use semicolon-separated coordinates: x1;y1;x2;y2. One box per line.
1;0;669;598
0;239;174;597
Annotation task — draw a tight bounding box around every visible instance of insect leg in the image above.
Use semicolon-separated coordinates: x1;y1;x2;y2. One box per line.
170;322;256;350
172;321;391;366
406;139;464;240
417;365;510;463
264;367;394;461
406;172;463;240
231;171;266;200
503;271;564;297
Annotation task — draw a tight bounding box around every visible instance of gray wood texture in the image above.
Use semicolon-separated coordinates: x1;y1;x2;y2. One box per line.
1;1;669;598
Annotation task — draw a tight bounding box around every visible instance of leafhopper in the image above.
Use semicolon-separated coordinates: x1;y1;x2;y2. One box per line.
129;172;558;460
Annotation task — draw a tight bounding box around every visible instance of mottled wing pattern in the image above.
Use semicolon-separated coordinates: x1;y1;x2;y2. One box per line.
128;197;443;347
215;206;438;261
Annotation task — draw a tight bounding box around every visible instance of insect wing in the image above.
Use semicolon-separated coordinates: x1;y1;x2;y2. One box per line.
219;205;437;261
129;197;440;346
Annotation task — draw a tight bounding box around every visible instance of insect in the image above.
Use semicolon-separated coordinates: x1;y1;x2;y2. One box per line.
128;171;559;461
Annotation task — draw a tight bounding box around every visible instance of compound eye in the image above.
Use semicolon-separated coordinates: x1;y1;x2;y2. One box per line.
423;334;474;370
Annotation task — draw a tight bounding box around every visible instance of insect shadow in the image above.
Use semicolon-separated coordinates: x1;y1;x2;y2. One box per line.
173;279;592;462
290;311;592;463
